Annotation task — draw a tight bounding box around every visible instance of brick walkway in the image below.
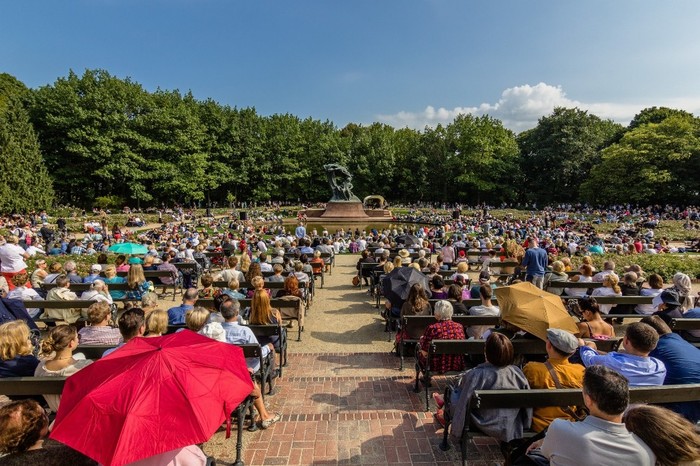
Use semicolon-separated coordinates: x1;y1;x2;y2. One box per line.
231;352;501;466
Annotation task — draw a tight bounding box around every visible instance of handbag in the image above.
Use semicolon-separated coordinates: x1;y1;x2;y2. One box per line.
352;275;360;287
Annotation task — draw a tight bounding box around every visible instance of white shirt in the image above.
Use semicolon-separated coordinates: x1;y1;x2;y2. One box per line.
0;243;28;272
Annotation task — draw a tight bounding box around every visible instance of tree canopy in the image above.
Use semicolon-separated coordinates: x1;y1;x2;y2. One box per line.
0;69;696;210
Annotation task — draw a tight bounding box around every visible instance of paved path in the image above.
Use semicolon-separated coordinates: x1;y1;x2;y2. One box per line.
203;255;500;465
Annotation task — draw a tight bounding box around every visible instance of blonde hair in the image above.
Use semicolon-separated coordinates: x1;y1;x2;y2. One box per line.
605;273;621;294
250;275;265;290
11;272;29;288
145;310;168;336
551;261;565;273
143;255;154;266
456;262;468;273
250;289;275;325
141;292;158;309
86;302;111;325
185;307;210;332
623;404;700;466
383;262;394;274
239;254;251;273
127;264;146;288
0;321;33;360
40;325;77;357
103;264;117;278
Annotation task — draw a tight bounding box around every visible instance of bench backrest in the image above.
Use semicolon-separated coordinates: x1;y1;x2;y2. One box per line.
474;384;700;409
402;315;501;340
24;300;97;309
671;318;700;331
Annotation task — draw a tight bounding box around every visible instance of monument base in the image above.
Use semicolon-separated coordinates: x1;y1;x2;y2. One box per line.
300;201;393;222
320;201;369;219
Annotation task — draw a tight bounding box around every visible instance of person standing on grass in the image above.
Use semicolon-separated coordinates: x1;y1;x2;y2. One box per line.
521;237;547;289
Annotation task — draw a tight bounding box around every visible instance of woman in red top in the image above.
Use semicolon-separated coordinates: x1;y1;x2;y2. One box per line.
418;300;466;374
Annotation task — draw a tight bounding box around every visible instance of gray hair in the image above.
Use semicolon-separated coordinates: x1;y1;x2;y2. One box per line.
91;279;106;290
434;300;454;321
221;299;241;320
672;272;691;296
141;292;158;308
64;260;77;272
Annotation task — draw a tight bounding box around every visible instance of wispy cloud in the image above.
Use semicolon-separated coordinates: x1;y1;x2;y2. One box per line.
376;83;700;132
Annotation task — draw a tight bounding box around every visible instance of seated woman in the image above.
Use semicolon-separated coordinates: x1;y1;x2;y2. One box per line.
0;399;98;465
447;284;469;315
7;272;43;318
623;404;700;466
543;260;568;296
564;264;593;297
142;254;158;271
125;264;153;301
0;321;40;379
246;275;271;299
144;310;168;337
222;278;247;300
636;273;663;315
400;283;431;317
417;300;466;374
430;275;448;300
115;254;130;273
575;297;615;339
249;289;283;350
80;279;113;312
197;273;218;299
466;285;500;339
78;302;122;346
185;307;226;342
35;325;93;413
245;262;263;286
591;273;622;315
616;271;642;314
450;261;470;284
277;274;303;299
103;264;127;300
440;333;532;444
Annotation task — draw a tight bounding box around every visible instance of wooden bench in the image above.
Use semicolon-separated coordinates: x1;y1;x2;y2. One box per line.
442;384;700;465
415;338;623;411
0;376;254;466
248;324;288;373
26;300;101;326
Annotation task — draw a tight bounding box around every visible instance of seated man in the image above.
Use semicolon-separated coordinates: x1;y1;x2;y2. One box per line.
641;315;700;423
579;322;666;386
219;299;281;429
523;329;585;432
63;261;83;284
523;365;655;465
214;255;245;284
103;308;146;357
44;275;80;323
167;288;198;325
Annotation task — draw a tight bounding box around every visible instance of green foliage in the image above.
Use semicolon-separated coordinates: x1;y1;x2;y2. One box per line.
0;94;54;212
94;195;126;209
518;107;623;203
582;114;700;204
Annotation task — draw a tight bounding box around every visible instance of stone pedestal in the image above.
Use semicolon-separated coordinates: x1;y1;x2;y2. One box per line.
320;201;369;220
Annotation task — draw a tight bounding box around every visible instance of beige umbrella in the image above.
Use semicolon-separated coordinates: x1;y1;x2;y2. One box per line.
494;281;579;341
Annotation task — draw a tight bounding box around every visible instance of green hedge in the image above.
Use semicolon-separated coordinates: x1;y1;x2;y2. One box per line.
569;253;700;282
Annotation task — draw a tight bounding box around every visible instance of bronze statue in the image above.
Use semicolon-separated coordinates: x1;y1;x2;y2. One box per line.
323;163;361;202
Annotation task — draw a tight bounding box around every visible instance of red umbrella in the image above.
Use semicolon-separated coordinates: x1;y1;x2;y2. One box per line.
50;330;254;466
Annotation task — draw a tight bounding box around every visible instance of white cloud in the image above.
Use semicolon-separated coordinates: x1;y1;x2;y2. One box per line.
376;83;700;133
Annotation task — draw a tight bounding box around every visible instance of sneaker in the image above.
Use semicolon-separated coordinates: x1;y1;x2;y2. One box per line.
260;412;282;429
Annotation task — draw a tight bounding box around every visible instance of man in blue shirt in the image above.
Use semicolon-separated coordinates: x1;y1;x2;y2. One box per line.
521;237;548;288
579;322;666;386
641;315;700;422
295;222;306;240
166;288;198;325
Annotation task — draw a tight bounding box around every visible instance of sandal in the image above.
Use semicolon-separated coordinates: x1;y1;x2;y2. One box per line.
435;409;446;428
260;412;282;429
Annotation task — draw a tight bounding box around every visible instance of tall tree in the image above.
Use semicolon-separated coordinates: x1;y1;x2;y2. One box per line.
0;93;54;212
582;114;700;205
518;107;623;203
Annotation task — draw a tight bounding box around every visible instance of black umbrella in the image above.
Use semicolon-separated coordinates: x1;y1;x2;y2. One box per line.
395;234;420;246
382;266;430;308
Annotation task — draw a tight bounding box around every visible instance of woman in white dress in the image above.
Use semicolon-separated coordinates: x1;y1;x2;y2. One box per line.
591;273;622;315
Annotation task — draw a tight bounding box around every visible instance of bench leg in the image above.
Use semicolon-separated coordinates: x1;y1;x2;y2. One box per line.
399;342;404;371
414;364;422;393
233;403;246;466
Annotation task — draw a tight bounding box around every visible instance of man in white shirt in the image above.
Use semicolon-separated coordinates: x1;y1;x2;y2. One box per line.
592;260;616;282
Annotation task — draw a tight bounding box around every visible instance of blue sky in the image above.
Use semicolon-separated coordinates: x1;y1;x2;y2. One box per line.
3;0;700;132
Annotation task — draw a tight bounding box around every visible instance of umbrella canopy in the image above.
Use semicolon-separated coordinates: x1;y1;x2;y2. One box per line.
50;331;254;466
395;234;420;246
494;281;579;341
382;266;430;308
108;242;149;255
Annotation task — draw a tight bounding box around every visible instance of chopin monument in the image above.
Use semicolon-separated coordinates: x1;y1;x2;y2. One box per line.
300;163;392;221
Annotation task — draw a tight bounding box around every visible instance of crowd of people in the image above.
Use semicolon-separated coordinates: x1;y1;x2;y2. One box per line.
1;204;700;464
